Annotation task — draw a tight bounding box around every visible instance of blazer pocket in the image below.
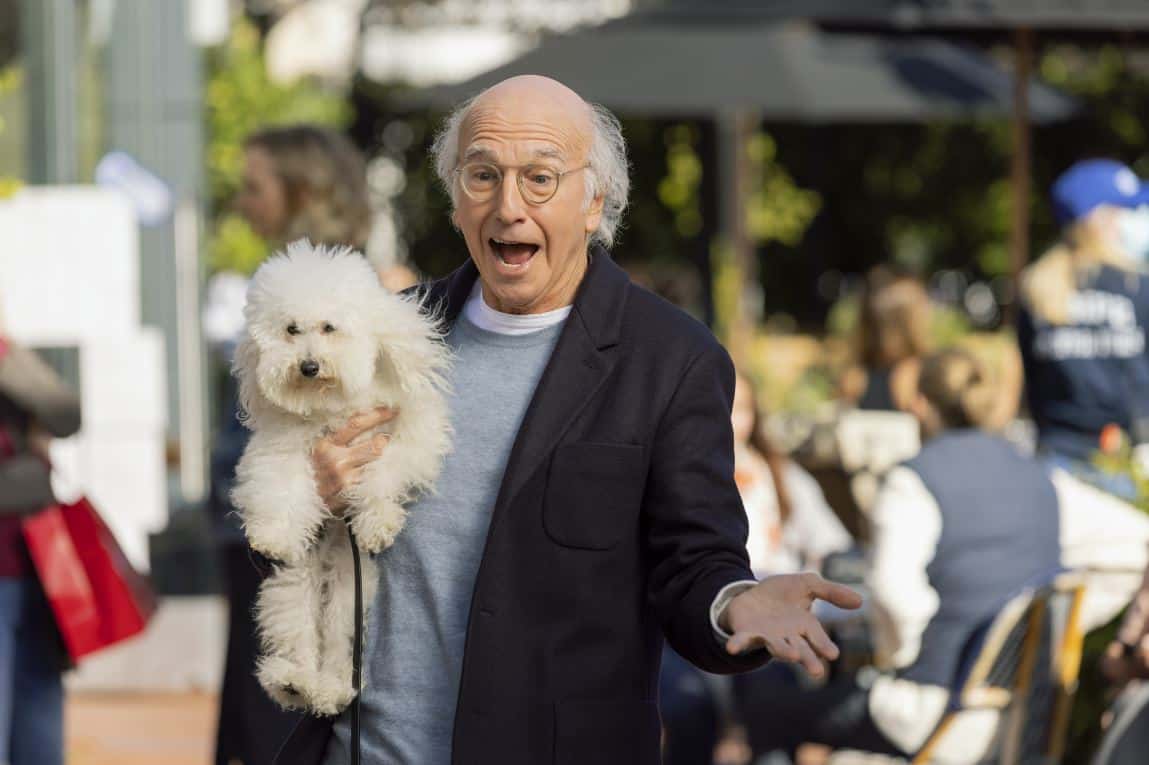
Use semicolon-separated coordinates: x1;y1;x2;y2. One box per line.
543;442;645;550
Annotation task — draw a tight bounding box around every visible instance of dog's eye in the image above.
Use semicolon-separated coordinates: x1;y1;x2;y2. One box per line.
322;323;336;334
286;323;301;336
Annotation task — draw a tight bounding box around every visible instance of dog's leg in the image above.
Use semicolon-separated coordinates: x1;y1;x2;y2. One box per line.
312;525;376;716
346;494;408;555
345;414;446;554
233;435;328;565
254;548;326;712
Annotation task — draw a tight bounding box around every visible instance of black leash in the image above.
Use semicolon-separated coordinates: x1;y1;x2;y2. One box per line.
348;524;363;765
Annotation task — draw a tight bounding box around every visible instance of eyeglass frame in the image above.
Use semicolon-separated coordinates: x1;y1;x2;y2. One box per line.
453;161;591;206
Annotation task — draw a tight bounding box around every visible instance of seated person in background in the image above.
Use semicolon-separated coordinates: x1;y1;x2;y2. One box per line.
1095;563;1149;765
839;266;931;414
734;371;852;576
737;348;1062;762
660;370;852;765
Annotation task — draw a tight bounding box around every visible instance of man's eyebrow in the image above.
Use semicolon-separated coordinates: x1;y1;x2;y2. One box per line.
460;146;567;164
461;146;498;163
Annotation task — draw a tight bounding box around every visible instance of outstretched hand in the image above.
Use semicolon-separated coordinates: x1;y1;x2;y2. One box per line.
721;572;862;678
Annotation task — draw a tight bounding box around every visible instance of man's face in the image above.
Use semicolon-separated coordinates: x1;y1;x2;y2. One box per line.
451;79;604;315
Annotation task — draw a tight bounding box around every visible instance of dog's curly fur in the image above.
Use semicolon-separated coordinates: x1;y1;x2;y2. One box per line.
231;240;451;715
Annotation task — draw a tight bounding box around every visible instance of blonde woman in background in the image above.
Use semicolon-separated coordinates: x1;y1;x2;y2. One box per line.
839;266;932;414
236;125;372;252
210;124;385;765
1018;159;1149;499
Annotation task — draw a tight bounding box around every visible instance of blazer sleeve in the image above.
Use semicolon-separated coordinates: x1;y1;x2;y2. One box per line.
643;343;769;674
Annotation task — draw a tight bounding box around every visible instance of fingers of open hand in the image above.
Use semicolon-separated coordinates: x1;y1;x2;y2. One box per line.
728;615;837;679
802;618;841;663
804;572;864;611
328;406;397;447
787;636;825;678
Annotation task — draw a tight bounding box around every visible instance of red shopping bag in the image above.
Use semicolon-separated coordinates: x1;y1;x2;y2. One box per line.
22;497;157;661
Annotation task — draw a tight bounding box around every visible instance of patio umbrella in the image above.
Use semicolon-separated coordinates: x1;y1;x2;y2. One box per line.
420;20;1075;121
643;0;1149;314
647;0;1149;33
415;19;1077;338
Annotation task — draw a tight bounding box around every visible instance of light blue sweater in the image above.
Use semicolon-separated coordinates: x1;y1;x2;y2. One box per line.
323;314;564;764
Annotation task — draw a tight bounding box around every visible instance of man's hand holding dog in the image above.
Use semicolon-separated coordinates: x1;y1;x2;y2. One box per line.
721;572;862;678
311;406;396;516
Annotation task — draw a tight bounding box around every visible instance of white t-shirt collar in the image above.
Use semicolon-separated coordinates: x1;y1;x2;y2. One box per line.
462;281;572;336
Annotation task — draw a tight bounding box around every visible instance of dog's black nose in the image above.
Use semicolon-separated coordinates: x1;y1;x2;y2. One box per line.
300;360;320;378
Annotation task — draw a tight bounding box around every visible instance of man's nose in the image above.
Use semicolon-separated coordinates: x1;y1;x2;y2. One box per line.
300;360;320;378
494;171;527;224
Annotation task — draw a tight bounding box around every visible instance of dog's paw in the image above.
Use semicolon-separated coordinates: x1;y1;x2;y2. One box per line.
348;502;408;554
307;674;359;717
257;655;326;713
244;516;316;566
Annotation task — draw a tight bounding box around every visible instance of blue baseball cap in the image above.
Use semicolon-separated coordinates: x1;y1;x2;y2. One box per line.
1051;159;1149;225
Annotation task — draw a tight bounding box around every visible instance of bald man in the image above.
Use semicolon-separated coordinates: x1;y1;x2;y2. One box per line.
275;76;860;765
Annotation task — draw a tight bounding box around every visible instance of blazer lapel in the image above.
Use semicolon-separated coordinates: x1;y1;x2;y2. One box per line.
487;247;630;523
416;258;479;327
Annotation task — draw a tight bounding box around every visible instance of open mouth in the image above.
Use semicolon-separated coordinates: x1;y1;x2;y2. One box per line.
490;238;540;269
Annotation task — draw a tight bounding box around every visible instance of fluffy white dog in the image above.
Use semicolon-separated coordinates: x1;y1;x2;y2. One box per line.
231;240;451;715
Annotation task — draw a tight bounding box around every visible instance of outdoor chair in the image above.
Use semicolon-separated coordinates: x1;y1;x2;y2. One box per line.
829;571;1087;765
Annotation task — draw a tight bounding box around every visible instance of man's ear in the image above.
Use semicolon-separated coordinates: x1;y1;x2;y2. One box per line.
584;194;605;235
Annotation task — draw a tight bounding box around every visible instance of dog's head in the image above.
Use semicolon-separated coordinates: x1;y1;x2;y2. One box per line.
234;240;449;424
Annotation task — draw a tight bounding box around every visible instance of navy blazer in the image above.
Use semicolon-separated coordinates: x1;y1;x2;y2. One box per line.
275;247;766;765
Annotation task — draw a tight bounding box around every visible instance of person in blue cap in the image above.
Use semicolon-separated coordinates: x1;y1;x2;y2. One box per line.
1018;159;1149;498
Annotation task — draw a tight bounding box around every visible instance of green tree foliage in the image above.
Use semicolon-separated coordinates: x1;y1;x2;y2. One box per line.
204;18;348;275
744;131;821;248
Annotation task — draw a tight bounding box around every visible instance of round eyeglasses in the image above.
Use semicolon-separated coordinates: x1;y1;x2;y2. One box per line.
455;162;589;205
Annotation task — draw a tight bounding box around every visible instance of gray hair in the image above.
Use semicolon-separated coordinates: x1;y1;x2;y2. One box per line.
430;96;630;249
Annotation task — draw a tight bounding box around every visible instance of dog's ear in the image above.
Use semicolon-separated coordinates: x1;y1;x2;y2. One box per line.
375;296;451;397
233;333;271;429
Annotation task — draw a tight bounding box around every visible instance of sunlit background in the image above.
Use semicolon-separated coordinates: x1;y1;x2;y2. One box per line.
3;1;1149;762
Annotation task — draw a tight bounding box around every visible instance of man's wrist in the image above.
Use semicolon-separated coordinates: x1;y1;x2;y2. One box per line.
710;579;757;642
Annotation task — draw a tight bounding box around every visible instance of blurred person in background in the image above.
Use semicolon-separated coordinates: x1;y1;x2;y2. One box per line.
1019;159;1149;500
734;372;852;576
1096;563;1149;765
209;123;376;765
660;371;851;765
236;125;372;252
838;266;931;414
0;314;81;765
737;348;1062;762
